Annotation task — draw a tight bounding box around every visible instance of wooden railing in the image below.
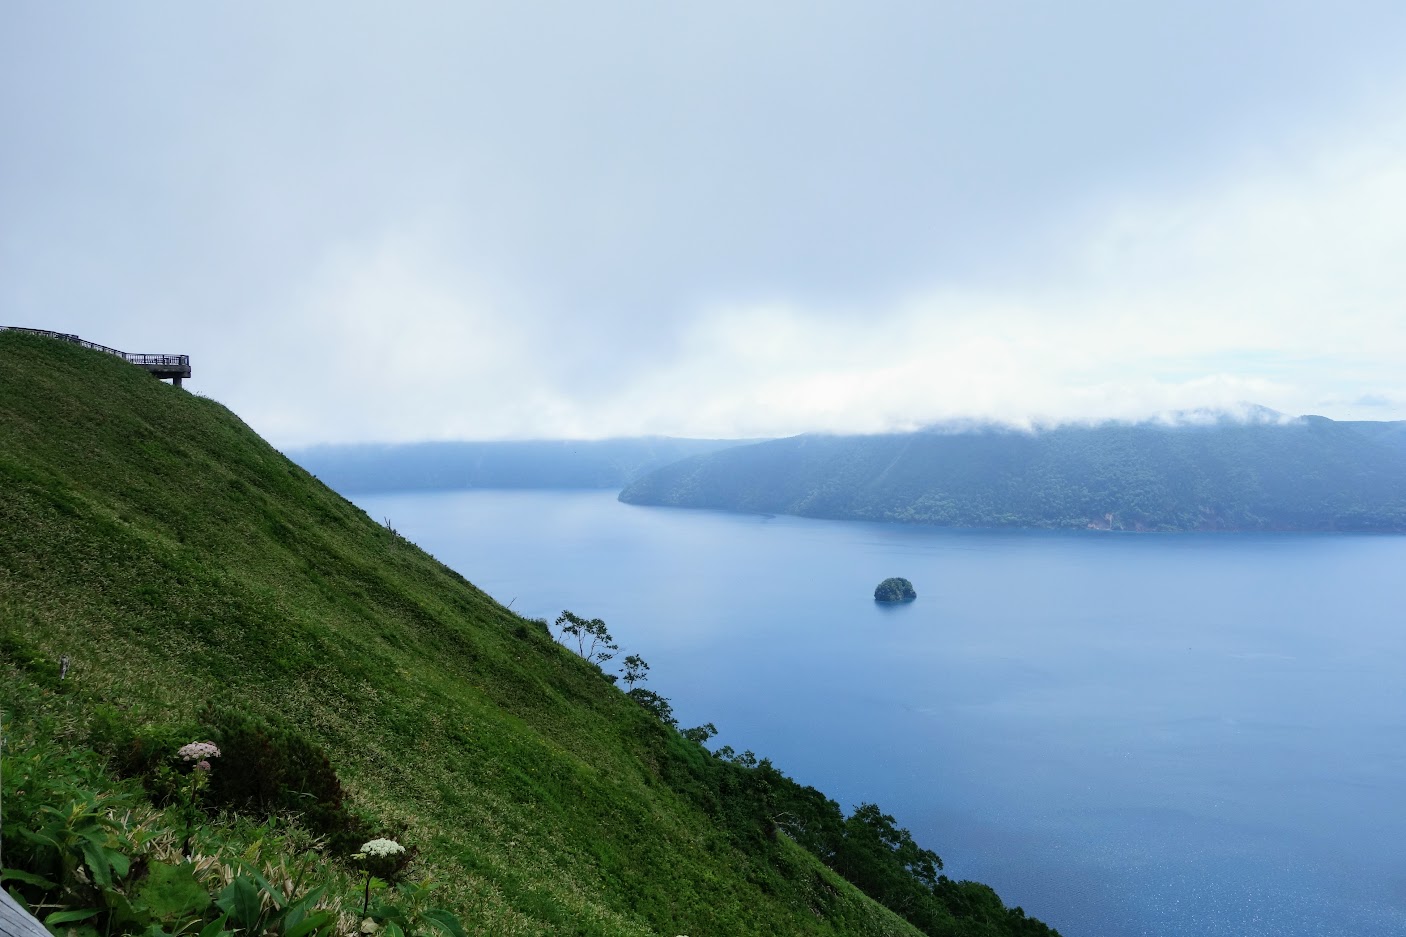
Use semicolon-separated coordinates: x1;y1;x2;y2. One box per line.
1;326;189;370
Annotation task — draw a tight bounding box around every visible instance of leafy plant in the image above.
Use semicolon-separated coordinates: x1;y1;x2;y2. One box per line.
364;880;470;937
134;861;211;925
216;871;336;937
15;785;133;901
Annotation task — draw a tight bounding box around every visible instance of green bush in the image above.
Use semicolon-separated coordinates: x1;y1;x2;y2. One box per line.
87;702;366;850
88;706;202;805
200;704;366;849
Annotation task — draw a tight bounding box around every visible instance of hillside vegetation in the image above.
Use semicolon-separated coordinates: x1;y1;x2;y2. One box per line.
619;419;1406;531
0;332;1056;936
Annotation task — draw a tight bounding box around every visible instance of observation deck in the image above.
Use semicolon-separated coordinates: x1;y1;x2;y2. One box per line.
1;327;191;386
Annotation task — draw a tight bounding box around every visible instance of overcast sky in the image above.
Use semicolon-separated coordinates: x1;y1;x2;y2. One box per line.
4;2;1406;446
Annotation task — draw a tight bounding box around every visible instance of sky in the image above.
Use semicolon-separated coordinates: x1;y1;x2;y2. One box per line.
3;1;1406;446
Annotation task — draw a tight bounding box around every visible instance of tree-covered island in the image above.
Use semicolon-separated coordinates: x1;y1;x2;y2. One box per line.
875;577;918;602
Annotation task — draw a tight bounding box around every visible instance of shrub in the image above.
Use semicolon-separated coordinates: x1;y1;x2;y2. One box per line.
200;704;365;848
89;705;202;805
626;687;676;727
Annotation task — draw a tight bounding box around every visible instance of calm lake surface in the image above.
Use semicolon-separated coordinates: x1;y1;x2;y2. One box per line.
355;489;1406;937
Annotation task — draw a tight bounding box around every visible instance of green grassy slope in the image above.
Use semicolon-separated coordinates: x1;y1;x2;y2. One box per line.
0;333;1053;936
619;420;1406;531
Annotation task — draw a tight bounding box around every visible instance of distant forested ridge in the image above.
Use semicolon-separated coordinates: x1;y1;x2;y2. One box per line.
619;415;1406;531
289;437;751;493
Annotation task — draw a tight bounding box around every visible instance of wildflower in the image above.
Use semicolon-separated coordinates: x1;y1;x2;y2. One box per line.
360;838;405;858
177;741;220;860
178;741;221;762
358;838;408;916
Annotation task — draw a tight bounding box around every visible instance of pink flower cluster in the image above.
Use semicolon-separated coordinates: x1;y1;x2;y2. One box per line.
177;741;222;763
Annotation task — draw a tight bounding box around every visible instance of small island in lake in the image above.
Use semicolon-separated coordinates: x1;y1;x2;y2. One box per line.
874;577;917;603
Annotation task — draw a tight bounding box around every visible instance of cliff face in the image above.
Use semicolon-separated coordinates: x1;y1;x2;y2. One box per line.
620;419;1406;531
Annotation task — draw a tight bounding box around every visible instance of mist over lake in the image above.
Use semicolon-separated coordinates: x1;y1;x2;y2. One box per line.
356;489;1406;937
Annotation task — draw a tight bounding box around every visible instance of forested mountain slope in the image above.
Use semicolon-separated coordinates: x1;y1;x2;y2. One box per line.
0;331;1057;936
619;418;1406;531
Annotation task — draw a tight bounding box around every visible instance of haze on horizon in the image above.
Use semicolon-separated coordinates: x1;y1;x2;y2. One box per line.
4;2;1406;447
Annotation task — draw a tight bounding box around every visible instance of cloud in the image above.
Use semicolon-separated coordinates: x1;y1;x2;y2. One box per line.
8;4;1406;444
219;93;1406;445
459;103;1405;442
213;231;577;444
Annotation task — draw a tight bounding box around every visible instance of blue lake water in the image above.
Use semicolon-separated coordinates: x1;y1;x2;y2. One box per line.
354;489;1406;937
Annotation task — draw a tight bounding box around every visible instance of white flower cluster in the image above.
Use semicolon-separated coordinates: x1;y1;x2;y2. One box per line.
360;838;405;858
178;741;222;762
